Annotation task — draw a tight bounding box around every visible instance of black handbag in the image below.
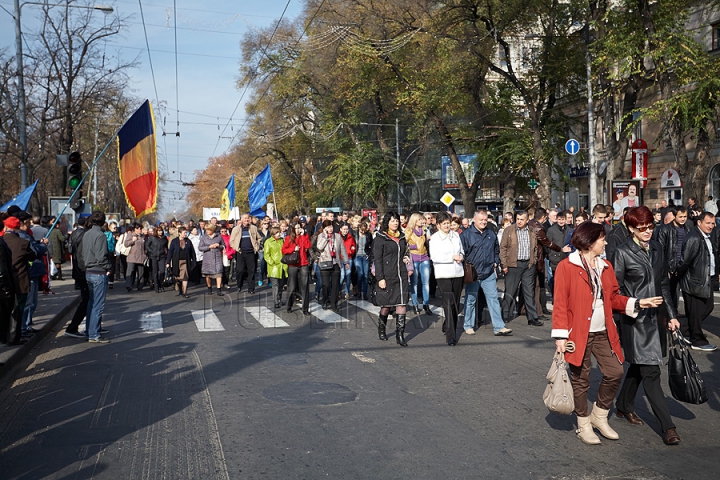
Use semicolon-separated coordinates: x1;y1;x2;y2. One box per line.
667;331;708;405
281;251;300;265
318;260;334;270
368;273;379;306
162;267;175;288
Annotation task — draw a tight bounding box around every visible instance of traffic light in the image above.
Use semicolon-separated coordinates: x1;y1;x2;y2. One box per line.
67;151;85;211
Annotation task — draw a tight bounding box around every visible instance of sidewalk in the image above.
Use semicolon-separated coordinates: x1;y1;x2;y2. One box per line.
0;279;80;377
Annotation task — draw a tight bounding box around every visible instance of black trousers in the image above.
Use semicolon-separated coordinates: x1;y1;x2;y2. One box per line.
10;293;27;344
681;291;713;346
126;263;145;290
67;277;89;333
437;277;463;343
288;265;311;312
0;296;16;343
616;364;675;432
502;260;538;321
150;258;163;291
116;254;127;280
106;253;116;283
236;251;257;291
320;264;341;308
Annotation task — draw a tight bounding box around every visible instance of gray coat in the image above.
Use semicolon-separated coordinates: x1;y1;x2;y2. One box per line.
199;233;225;275
124;234;147;264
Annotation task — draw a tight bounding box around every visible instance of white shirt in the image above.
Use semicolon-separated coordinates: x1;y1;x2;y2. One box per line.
429;230;464;278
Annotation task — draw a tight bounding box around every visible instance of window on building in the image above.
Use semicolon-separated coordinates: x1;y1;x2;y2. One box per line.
713;22;720;51
632;111;642;141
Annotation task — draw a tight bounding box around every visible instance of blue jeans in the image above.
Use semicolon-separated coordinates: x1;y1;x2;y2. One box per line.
314;262;322;296
410;259;431;306
354;256;369;295
464;273;506;332
339;263;352;297
258;251;266;284
22;278;39;333
86;273;108;340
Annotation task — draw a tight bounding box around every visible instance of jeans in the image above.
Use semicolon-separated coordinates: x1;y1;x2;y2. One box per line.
126;262;145;290
410;259;431;307
86;273;108;340
314;262;322;296
354;256;369;295
258;251;266;284
22;278;39;333
339;263;352;298
464;274;506;332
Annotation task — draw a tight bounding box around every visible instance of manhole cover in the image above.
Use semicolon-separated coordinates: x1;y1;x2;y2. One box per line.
263;381;357;405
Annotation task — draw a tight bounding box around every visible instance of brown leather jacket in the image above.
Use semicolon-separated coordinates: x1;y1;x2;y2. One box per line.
529;219;562;273
499;223;538;269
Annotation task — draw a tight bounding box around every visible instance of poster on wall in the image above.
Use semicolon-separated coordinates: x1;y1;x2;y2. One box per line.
441;154;476;189
608;180;641;220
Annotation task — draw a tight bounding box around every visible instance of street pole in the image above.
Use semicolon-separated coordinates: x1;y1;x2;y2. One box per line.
93;117;99;205
396;118;401;214
14;0;28;190
586;28;597;208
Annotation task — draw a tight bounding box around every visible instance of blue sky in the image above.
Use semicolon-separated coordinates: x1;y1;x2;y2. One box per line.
0;0;303;216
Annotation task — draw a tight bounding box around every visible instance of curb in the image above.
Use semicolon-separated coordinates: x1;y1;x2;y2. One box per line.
0;294;80;381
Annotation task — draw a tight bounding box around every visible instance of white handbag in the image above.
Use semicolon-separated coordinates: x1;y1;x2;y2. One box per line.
542;351;575;415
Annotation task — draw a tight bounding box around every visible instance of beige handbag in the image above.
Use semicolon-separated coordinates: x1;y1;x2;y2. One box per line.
542;351;574;415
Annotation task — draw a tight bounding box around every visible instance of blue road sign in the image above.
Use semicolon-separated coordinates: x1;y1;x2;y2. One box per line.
565;139;580;155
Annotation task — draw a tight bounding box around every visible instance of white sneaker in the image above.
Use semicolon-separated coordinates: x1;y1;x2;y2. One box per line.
464;328;475;335
494;327;513;336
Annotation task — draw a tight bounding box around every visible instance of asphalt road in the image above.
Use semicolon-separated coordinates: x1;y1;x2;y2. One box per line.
1;282;719;479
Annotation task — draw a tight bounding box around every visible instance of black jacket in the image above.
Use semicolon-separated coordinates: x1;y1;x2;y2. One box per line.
166;237;197;278
0;237;17;299
145;235;168;260
678;226;713;298
460;224;500;281
653;221;690;274
372;231;410;306
613;239;674;365
605;221;631;265
69;227;87;280
546;223;569;271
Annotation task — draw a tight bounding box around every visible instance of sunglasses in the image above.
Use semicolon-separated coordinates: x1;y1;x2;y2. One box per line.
634;224;655;232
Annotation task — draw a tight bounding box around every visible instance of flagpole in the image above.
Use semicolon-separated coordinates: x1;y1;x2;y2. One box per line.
272;192;279;221
45;127;122;239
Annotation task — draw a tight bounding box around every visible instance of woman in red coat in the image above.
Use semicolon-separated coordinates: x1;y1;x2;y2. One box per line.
552;221;662;445
282;222;312;315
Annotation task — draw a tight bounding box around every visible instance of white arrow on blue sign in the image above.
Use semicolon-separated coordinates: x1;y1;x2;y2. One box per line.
565;139;580;155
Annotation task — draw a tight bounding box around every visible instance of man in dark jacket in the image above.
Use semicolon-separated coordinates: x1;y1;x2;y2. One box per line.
18;212;48;337
0;219;17;344
64;218;89;338
677;212;717;351
546;211;572;296
460;210;512;336
653;207;689;309
2;216;36;345
82;211;112;344
605;207;631;264
528;207;562;317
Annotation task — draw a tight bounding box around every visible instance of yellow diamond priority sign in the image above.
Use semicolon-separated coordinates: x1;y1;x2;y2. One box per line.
440;192;455;207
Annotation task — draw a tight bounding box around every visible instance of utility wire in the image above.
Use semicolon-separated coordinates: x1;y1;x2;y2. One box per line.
137;0;163;133
173;0;180;174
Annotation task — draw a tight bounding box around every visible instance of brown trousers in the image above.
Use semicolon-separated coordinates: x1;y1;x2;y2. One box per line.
569;331;624;417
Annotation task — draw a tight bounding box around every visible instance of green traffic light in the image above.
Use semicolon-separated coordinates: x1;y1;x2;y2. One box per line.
69;177;81;189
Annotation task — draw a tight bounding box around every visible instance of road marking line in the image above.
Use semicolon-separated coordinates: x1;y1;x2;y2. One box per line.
140;311;163;333
191;309;226;331
349;299;445;317
308;303;349;323
351;352;376;363
244;306;290;328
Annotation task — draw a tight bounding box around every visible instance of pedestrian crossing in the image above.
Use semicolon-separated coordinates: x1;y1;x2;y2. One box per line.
135;299;446;334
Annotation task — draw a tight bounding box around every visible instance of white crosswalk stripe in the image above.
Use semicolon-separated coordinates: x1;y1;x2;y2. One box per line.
191;309;226;332
350;299;444;317
308;303;349;323
244;306;290;328
140;311;163;333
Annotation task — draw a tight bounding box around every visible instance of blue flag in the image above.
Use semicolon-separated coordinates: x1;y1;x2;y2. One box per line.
248;164;274;215
1;179;38;212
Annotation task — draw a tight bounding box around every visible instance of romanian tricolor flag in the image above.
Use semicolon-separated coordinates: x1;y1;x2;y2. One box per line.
116;100;158;217
220;174;235;220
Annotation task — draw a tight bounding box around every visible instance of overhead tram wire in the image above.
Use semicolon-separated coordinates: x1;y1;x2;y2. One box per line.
173;0;180;175
225;0;327;150
211;0;295;159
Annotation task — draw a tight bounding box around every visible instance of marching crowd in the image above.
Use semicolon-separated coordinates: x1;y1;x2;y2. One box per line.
2;196;718;446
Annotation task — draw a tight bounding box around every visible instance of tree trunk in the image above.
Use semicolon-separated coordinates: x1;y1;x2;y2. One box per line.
503;170;516;213
689;123;715;202
530;121;551;208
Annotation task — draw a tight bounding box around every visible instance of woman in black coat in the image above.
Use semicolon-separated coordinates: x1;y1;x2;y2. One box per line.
612;206;681;446
373;212;412;346
166;227;197;298
145;227;168;293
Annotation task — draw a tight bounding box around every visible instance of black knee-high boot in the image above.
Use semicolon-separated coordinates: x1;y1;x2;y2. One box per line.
378;314;388;341
395;314;408;346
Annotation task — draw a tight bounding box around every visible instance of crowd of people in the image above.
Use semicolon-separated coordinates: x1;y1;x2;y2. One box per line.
2;196;718;446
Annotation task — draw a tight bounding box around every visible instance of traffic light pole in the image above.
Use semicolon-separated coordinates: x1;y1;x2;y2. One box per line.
45;128;121;239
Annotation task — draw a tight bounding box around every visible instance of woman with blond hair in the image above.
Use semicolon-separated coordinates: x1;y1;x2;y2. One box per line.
404;213;432;316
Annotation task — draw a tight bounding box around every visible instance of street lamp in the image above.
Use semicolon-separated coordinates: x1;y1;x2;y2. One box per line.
360;119;402;214
12;1;114;190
